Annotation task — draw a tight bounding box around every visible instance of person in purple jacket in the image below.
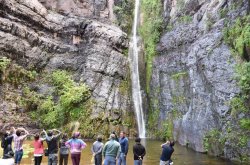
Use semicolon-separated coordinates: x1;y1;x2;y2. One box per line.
66;132;87;165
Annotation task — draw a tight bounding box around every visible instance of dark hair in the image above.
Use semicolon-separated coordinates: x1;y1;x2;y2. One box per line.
62;133;68;140
135;137;141;143
34;134;39;140
47;131;53;137
16;130;21;137
170;141;175;147
4;132;8;137
97;136;102;142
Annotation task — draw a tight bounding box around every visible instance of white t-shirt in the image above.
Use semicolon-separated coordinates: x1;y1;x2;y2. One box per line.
0;158;15;165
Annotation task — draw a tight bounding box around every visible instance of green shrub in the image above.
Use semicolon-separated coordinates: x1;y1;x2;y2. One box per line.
50;70;73;89
140;0;163;94
219;8;228;18
223;16;250;58
26;70;91;129
119;78;130;96
178;15;192;24
239;119;250;130
0;57;11;71
203;129;222;152
171;72;188;80
0;57;37;85
224;15;250;162
235;62;250;95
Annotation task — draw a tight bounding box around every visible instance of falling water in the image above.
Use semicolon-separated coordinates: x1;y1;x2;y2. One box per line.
129;0;146;138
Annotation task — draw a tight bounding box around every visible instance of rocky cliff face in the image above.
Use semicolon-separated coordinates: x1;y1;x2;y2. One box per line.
149;0;250;162
0;0;132;135
38;0;114;19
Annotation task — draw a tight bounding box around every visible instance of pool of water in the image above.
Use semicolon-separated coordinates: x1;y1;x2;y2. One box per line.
1;139;244;165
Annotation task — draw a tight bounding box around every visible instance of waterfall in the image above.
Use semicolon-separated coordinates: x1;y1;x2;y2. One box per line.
129;0;146;138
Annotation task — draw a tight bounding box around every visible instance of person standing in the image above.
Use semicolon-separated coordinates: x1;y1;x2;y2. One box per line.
44;129;62;165
33;134;44;165
102;134;121;165
2;131;13;159
111;131;119;142
12;127;29;165
66;132;87;165
133;138;146;165
59;133;69;165
118;131;128;165
160;140;175;165
91;135;104;165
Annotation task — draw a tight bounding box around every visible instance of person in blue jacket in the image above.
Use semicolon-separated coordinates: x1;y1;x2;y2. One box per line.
118;131;129;165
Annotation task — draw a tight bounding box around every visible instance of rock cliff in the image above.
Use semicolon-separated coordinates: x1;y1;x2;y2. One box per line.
0;0;133;136
38;0;113;19
148;0;250;162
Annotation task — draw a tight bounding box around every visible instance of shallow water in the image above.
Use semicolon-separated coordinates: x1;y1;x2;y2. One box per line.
1;139;244;165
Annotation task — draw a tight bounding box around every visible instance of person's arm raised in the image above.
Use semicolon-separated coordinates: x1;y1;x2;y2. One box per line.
53;129;62;138
11;127;16;134
40;129;47;141
19;128;29;139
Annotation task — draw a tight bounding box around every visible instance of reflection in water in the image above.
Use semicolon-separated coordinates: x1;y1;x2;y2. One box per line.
9;139;242;165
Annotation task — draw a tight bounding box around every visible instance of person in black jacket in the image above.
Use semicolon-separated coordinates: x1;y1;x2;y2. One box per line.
160;140;174;165
133;138;146;165
43;129;62;165
2;131;14;159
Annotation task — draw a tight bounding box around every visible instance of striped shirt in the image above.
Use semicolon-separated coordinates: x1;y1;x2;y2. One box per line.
13;134;27;151
66;138;86;154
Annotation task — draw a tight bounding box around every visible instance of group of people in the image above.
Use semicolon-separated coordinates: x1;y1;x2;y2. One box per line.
1;128;175;165
1;127;86;165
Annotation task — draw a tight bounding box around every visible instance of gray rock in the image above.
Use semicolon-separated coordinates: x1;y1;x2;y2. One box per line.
151;0;249;161
0;0;131;133
38;0;110;18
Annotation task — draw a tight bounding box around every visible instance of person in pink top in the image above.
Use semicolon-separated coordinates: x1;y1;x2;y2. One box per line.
33;133;45;165
65;132;87;165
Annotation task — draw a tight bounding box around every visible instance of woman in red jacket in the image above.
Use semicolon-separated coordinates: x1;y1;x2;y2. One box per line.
33;134;44;165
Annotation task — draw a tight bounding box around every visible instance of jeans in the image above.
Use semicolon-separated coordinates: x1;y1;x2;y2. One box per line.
71;153;81;165
104;156;116;165
34;156;42;165
59;154;68;165
134;160;143;165
48;154;58;165
14;150;23;164
94;154;102;165
118;153;126;165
